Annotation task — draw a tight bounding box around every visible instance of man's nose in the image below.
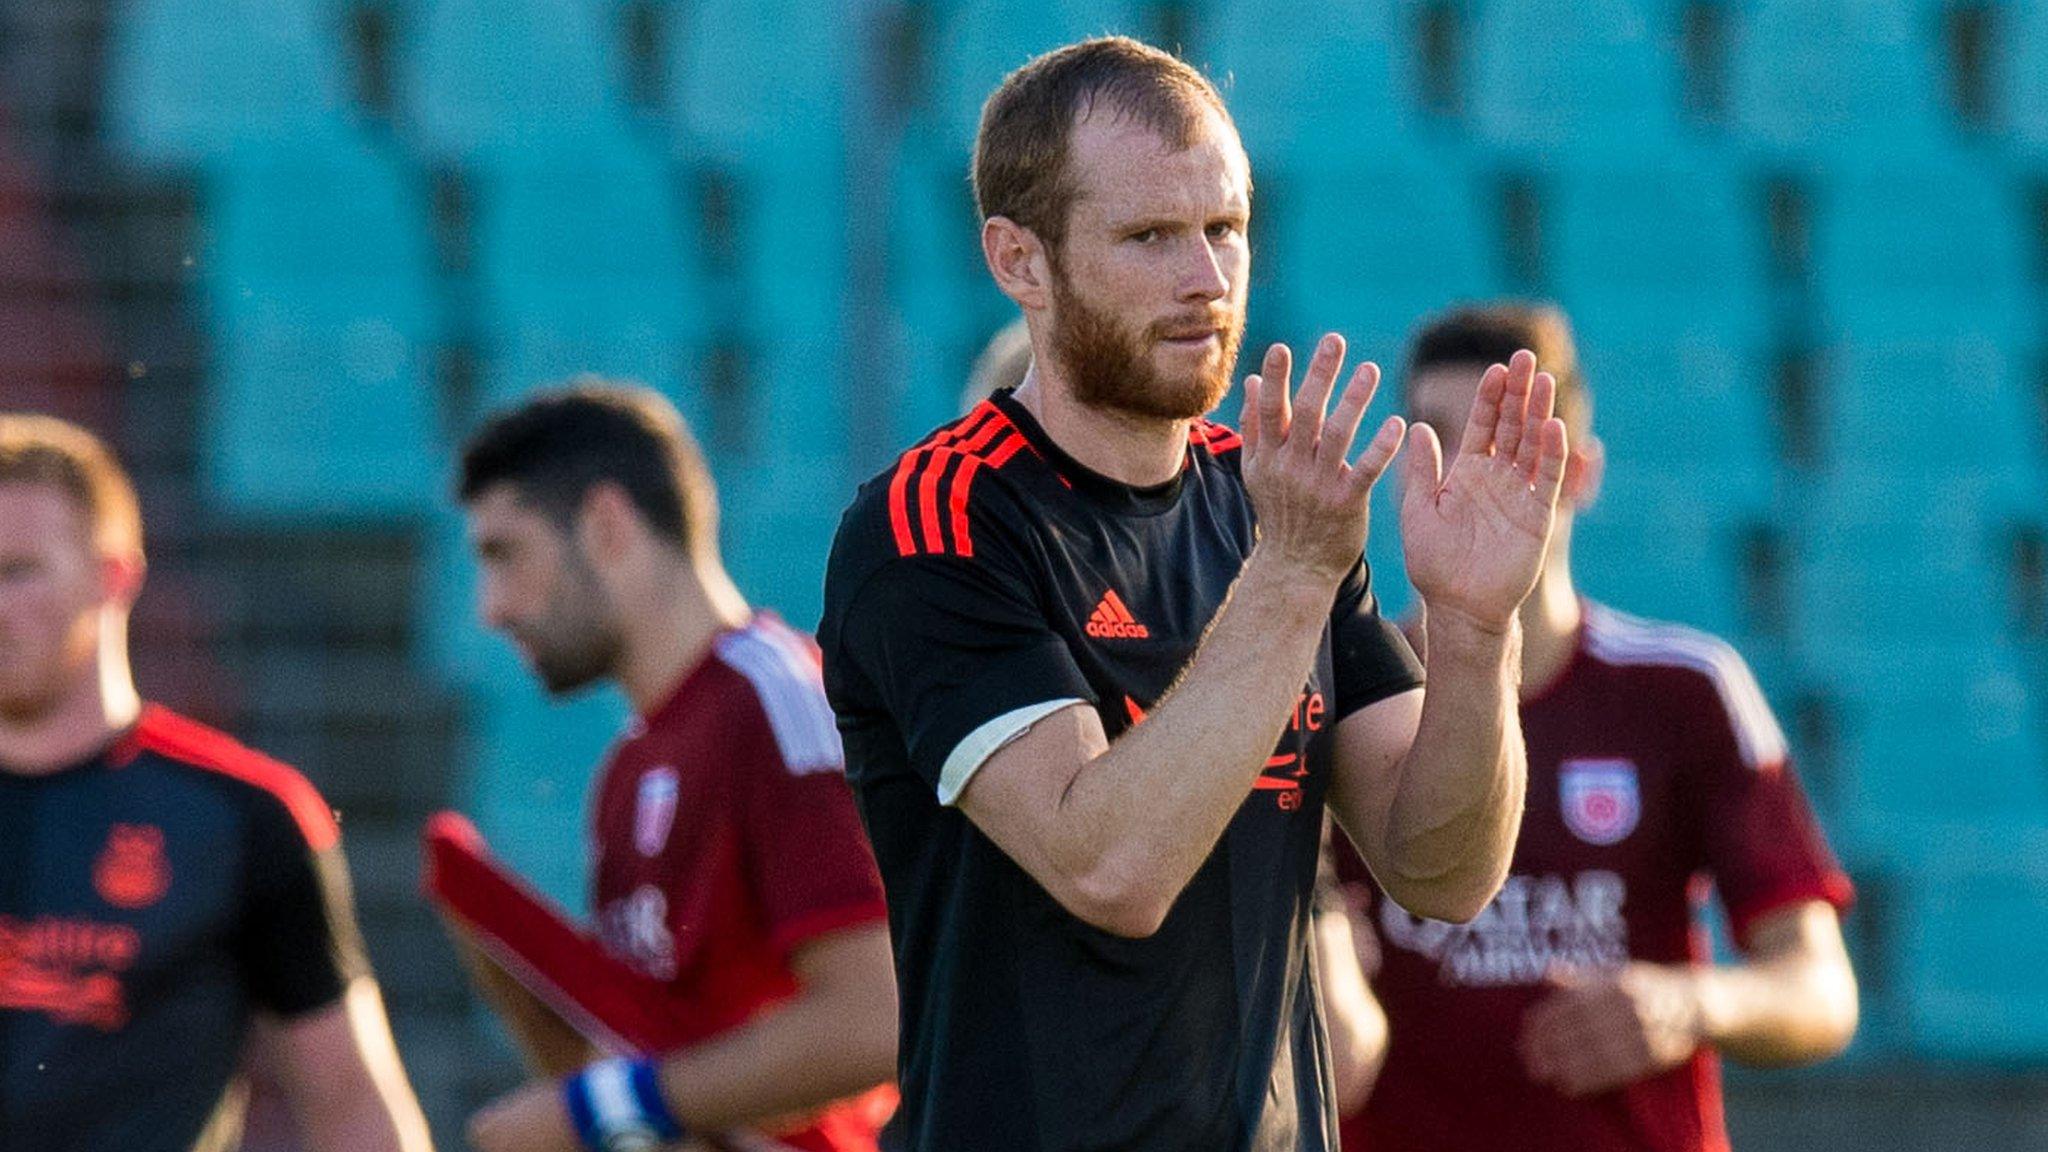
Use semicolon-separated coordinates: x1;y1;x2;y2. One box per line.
1179;236;1231;303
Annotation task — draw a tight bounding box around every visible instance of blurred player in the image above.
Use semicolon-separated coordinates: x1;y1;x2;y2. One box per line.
1333;304;1859;1151
452;383;897;1152
0;414;433;1152
959;317;1033;412
820;37;1571;1150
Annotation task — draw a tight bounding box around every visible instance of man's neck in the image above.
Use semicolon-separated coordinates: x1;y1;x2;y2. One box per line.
1012;367;1190;488
0;643;143;776
1517;532;1582;701
613;559;753;716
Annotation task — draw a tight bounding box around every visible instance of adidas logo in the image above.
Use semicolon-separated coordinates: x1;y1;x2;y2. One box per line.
1085;590;1150;639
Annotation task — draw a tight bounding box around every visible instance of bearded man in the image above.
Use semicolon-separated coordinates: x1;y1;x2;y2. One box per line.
819;36;1572;1152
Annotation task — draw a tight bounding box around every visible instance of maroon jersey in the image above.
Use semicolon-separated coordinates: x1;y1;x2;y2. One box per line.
589;615;894;1152
1337;603;1852;1152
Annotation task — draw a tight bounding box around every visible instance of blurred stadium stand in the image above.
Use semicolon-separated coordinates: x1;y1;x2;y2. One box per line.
0;0;2040;1146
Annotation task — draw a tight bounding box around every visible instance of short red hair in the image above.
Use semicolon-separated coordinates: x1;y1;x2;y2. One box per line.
0;413;143;557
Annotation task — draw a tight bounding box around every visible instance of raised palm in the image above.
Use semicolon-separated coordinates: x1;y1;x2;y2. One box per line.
1399;351;1569;630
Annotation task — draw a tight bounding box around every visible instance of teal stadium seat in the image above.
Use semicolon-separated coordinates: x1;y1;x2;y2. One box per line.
721;438;858;631
105;0;358;166
726;166;847;343
2003;0;2048;164
1820;339;2046;505
1467;0;1688;162
667;2;852;340
1727;0;1953;162
890;147;986;326
666;0;848;165
925;0;1154;153
730;336;857;463
415;508;507;694
1567;341;1777;638
1191;0;1416;167
398;0;632;162
1546;158;1773;351
465;676;631;909
1814;642;2048;831
1892;843;2048;1060
200;140;446;518
1265;153;1501;356
1574;489;1752;639
1576;342;1777;494
1793;478;2011;649
1811;160;2033;344
468;142;710;417
890;146;1012;423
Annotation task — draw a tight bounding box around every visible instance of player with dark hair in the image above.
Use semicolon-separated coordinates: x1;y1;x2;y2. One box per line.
450;381;898;1152
1332;303;1859;1152
820;37;1571;1150
0;414;433;1152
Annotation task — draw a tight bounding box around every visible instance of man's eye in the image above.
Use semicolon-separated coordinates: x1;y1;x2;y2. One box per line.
1207;222;1241;240
1129;228;1162;244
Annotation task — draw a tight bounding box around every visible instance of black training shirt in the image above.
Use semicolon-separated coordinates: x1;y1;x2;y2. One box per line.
820;389;1422;1152
0;705;364;1152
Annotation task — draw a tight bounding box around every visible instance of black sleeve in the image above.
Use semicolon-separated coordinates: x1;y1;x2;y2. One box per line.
836;548;1098;796
1329;555;1424;723
237;798;370;1017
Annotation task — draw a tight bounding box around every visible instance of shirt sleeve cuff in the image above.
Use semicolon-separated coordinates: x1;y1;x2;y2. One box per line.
1726;872;1857;949
937;698;1088;806
768;899;892;958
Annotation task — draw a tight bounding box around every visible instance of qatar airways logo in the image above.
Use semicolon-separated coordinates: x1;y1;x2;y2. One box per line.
596;884;677;981
1379;870;1629;987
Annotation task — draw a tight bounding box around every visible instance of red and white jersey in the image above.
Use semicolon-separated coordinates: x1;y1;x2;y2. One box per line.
590;614;892;1152
1337;603;1853;1152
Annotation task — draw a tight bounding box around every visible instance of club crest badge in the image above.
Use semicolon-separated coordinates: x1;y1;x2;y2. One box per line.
634;766;681;857
1559;759;1640;846
95;824;171;909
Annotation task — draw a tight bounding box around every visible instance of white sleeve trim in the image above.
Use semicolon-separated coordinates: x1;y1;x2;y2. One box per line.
936;698;1088;807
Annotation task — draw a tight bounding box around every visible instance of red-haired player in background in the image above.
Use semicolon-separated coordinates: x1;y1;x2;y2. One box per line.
0;414;433;1152
1333;305;1859;1152
452;381;897;1152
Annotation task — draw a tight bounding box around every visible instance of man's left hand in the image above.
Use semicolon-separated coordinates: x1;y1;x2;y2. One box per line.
467;1080;580;1152
1518;963;1706;1097
1398;349;1569;634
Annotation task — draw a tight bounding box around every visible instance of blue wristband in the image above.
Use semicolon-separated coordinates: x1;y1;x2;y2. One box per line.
562;1058;686;1152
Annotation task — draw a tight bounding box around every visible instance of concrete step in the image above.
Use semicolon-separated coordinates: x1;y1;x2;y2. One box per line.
358;893;470;1015
165;525;427;648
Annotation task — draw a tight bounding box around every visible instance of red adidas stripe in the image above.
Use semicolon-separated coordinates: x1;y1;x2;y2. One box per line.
947;431;1024;557
917;449;949;553
890;406;997;556
130;706;340;853
922;414;1013;553
890;407;1028;558
948;456;983;558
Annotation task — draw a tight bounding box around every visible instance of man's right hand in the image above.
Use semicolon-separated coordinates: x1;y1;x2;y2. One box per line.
1239;334;1407;587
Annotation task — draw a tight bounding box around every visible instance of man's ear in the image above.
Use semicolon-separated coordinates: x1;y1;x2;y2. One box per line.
99;550;146;611
574;483;641;567
983;216;1053;312
1564;431;1604;512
